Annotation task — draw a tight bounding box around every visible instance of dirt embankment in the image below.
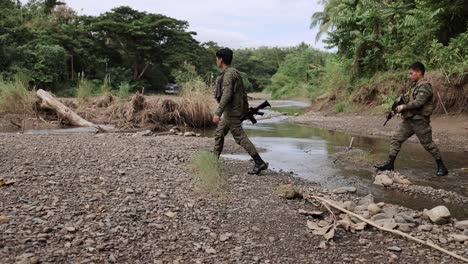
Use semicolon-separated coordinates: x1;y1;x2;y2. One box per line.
1;134;467;263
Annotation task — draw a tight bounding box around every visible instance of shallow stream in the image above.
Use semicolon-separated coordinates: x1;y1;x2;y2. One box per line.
223;100;468;219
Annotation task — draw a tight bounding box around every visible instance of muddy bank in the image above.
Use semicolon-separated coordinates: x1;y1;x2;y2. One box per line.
289;111;468;153
1;133;467;263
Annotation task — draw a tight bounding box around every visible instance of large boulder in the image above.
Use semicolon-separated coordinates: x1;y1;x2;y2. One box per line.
423;206;451;224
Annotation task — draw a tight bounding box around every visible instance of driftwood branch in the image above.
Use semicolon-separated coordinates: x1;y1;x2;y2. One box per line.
9;120;22;128
306;195;468;263
436;90;449;115
36;89;94;127
348;137;355;150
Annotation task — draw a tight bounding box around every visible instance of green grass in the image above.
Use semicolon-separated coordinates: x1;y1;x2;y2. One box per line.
191;151;226;195
334;101;354;113
117;82;132;100
77;78;98;101
0;78;35;114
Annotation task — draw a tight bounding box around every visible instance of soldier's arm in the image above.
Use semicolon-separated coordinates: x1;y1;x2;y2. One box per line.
215;71;234;116
402;84;433;110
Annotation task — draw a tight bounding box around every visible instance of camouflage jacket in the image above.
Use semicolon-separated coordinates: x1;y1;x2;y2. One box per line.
402;79;434;119
214;67;249;117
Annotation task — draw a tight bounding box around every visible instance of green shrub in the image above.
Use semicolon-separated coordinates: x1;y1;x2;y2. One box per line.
117;82;132;99
335;101;354;113
191;151;226;195
0;78;35;114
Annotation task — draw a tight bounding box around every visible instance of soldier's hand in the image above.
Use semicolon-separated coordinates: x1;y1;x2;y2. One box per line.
212;115;220;125
396;105;405;113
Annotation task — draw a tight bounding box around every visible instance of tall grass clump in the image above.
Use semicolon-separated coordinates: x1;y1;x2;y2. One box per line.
334;101;354;113
0;78;35;114
76;77;96;103
191;151;226;195
117;82;132;100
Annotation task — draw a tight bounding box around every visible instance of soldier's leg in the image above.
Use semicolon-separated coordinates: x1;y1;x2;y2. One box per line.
228;118;268;174
412;119;447;176
228;118;258;156
376;120;414;171
213;118;230;157
412;119;441;159
389;119;415;157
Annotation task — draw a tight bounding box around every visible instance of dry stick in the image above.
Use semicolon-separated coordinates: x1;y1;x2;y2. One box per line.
436;90;449;115
307;195;468;263
348;137;355;150
9;120;22;129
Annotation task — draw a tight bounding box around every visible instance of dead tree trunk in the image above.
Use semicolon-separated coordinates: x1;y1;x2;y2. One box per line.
36;89;94;127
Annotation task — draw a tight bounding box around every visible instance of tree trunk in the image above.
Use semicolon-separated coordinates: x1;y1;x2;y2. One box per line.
36;89;94;127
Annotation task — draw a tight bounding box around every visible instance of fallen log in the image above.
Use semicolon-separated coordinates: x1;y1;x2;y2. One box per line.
36;89;94;127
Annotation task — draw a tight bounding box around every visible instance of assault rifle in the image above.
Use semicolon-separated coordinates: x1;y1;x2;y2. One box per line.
240;100;271;124
383;96;406;126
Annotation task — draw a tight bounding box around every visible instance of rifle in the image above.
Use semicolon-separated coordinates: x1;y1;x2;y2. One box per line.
383;96;406;126
240;100;271;124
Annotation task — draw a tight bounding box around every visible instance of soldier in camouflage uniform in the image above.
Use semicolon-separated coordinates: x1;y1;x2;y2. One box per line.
375;62;448;176
212;48;268;175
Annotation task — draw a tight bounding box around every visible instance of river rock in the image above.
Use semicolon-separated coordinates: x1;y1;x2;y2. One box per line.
358;194;374;206
183;132;196;137
387;246;402;252
368;203;382;215
397;223;415;232
343;201;356;212
454;220;468;230
423;206;451;224
418;225;433;232
450;234;468;242
133;130;152;137
393;174;411;185
374;174;393;187
375;219;397;229
371;213;388;221
277;184;303;199
383;207;399;218
332;186;357;194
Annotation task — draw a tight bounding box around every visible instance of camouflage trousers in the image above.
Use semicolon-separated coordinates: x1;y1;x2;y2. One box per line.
213;116;258;157
389;117;441;160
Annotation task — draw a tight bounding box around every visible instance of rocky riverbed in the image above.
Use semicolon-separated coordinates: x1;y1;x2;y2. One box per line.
1;133;467;263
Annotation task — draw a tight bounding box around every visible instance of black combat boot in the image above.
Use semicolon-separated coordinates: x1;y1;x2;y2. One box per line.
248;154;269;175
435;159;448;177
374;155;396;171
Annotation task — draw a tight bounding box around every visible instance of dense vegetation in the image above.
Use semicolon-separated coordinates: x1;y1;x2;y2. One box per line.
0;0;219;95
0;0;466;114
266;0;467;113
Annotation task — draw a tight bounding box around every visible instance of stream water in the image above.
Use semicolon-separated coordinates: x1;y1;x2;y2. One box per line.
222;100;468;219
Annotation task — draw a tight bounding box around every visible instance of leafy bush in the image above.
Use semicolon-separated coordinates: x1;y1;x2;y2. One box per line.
429;31;468;76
